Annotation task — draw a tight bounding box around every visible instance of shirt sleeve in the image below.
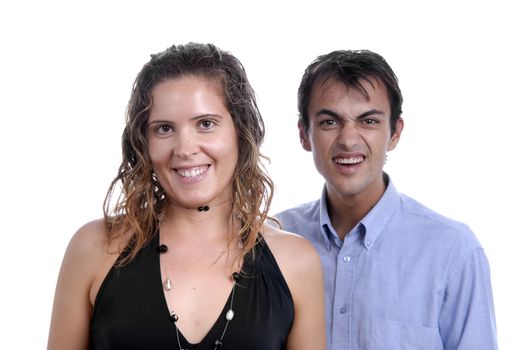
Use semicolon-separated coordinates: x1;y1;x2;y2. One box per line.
439;247;498;350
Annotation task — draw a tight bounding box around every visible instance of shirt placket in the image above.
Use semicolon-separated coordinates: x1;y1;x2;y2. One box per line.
331;235;360;349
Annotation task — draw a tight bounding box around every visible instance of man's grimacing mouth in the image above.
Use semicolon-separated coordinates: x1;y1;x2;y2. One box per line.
334;156;364;165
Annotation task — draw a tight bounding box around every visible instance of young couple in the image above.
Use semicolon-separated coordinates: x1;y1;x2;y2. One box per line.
48;43;498;350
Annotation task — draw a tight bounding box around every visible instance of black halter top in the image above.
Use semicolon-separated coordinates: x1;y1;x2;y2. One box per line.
90;233;294;349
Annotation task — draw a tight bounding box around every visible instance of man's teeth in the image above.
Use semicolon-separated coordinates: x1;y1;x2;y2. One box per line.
176;166;207;178
335;156;364;165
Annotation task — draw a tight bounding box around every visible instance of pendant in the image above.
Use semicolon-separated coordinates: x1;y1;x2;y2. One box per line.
164;278;172;291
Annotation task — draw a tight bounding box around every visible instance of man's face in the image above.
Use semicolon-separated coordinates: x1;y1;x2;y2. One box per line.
300;77;403;204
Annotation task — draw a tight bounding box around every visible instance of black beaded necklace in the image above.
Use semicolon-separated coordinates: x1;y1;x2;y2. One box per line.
158;244;239;350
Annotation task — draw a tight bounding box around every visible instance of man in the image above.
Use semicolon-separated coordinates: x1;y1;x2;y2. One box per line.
276;50;497;350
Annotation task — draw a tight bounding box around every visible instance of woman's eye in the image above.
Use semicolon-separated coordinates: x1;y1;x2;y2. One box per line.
154;124;173;135
199;120;216;129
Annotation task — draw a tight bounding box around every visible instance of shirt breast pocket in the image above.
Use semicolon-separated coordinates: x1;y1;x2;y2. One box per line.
370;318;443;350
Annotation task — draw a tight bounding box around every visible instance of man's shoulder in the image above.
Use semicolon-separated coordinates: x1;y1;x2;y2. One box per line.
399;193;469;228
276;199;320;219
274;199;321;233
397;193;481;248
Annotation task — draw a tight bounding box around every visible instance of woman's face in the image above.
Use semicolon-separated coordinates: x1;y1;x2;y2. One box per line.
147;75;238;210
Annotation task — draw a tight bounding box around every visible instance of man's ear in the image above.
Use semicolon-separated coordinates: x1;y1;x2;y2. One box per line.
298;121;312;151
388;117;404;151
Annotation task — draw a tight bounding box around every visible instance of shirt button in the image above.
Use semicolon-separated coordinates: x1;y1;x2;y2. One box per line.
339;307;347;314
343;256;351;262
365;240;371;246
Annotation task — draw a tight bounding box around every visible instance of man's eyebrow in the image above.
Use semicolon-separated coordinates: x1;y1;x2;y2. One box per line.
314;108;340;118
314;108;385;119
356;109;385;119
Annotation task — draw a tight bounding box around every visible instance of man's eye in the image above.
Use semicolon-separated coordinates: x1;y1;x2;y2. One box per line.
320;120;337;126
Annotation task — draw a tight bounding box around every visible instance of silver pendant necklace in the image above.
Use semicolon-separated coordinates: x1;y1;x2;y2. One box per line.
158;243;239;350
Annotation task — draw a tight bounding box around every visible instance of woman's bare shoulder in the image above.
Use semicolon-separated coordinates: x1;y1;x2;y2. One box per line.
69;219;107;252
260;224;326;350
68;219;129;260
48;219;115;349
62;218;125;303
261;223;321;276
262;223;316;255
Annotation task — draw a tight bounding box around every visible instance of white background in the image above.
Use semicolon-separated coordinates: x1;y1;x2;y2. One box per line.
1;0;521;348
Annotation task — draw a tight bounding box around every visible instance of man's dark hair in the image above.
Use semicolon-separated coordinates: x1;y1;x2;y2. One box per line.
298;49;403;135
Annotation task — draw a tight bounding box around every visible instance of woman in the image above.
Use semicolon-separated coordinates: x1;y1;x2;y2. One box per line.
47;43;325;350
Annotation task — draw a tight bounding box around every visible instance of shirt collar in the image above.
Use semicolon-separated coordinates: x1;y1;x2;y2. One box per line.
359;173;401;250
318;173;401;250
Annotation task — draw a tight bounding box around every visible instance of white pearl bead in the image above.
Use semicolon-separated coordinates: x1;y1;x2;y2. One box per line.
226;309;234;321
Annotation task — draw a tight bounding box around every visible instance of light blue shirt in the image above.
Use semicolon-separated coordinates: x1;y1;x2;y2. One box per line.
276;176;497;350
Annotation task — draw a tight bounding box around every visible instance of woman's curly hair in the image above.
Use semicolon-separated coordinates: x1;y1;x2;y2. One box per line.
104;43;275;265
